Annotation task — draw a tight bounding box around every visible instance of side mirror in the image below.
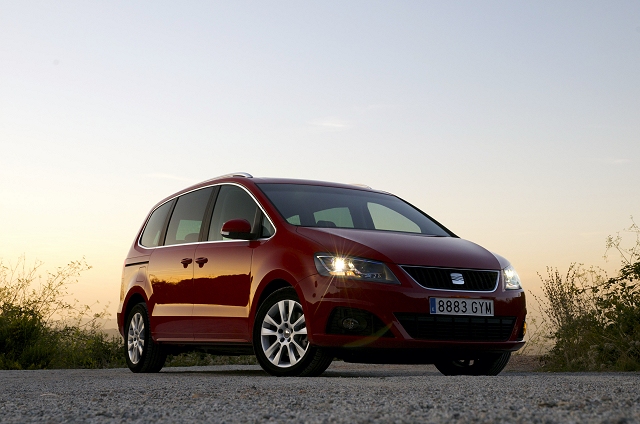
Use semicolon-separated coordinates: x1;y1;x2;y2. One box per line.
220;219;253;240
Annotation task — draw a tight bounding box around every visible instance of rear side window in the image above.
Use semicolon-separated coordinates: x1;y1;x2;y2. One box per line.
140;201;174;247
209;185;259;241
164;187;213;246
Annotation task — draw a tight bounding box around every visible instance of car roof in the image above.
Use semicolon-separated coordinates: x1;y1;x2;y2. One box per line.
149;174;389;211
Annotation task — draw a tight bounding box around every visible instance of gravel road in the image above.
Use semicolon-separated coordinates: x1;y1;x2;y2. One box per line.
1;362;638;423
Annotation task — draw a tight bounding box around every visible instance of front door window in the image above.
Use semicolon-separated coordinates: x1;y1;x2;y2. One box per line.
208;185;259;241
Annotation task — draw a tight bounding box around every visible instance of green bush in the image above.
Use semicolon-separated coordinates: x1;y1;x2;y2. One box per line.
536;220;640;371
0;257;124;369
49;326;124;369
0;303;57;369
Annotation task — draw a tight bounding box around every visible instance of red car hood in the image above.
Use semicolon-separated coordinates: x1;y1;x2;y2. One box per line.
296;227;501;270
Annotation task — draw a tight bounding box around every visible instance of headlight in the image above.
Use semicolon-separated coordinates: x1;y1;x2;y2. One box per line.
314;254;399;284
503;265;522;290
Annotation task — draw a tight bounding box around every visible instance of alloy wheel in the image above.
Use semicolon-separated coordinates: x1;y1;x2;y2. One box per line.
260;299;309;368
127;312;145;365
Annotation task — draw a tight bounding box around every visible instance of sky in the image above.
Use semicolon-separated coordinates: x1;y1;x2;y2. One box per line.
1;1;639;326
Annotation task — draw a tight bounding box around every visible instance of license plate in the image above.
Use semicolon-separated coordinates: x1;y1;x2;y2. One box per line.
429;297;494;316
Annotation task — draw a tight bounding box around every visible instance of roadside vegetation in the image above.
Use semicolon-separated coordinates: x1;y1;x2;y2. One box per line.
529;219;640;371
0;257;123;369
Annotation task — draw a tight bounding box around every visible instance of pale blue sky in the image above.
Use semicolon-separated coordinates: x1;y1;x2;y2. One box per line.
1;1;639;313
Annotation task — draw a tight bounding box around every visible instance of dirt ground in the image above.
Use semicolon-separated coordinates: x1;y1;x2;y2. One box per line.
504;354;543;372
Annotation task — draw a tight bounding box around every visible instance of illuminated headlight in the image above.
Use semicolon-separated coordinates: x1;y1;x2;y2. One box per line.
503;265;522;290
314;254;399;284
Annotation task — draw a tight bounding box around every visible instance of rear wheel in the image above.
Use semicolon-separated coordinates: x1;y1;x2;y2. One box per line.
253;287;333;376
124;303;166;373
434;352;511;376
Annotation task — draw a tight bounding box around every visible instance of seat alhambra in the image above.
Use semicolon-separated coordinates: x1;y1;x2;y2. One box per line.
118;173;526;376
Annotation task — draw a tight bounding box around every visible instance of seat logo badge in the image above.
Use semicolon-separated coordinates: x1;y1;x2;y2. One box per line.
451;273;465;285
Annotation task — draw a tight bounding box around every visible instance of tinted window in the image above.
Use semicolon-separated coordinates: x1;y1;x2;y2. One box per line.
368;202;421;233
208;185;259;241
261;215;275;238
287;215;301;225
313;207;353;228
258;184;450;236
140;200;174;247
164;187;213;246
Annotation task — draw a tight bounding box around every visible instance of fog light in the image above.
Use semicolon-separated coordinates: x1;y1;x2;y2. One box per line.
342;317;360;330
326;307;394;337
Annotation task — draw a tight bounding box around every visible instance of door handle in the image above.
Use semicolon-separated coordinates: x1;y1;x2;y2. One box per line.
195;257;208;268
180;258;193;268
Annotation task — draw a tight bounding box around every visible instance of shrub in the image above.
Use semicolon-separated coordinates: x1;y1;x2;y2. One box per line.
536;219;640;371
49;326;124;369
0;257;124;369
0;303;57;369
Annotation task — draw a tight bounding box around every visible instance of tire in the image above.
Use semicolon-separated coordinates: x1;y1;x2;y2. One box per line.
253;287;333;377
124;303;166;373
434;352;511;376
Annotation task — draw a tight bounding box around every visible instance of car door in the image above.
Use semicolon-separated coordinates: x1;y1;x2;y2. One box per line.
147;187;213;341
192;184;267;341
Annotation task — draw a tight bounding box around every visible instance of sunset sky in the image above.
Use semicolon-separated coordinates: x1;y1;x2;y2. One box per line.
1;2;639;326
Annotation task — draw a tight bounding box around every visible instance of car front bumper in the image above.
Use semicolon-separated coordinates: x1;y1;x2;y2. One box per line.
297;273;527;356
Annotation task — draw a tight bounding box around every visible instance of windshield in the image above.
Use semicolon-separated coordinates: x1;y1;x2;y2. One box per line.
257;184;451;236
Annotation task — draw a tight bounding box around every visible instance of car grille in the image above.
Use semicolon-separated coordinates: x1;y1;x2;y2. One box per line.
401;266;499;291
395;313;516;342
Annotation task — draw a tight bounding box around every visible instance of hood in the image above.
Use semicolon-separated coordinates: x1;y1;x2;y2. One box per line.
296;227;501;270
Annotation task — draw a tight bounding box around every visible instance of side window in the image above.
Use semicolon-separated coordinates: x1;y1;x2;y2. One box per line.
261;216;275;238
140;200;174;247
164;187;213;246
368;202;421;233
209;185;259;241
313;207;354;228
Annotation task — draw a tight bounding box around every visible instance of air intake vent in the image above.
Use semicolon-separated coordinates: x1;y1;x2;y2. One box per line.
395;313;516;342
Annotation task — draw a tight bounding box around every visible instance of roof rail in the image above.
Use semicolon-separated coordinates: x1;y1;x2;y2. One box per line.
200;172;253;184
219;172;253;179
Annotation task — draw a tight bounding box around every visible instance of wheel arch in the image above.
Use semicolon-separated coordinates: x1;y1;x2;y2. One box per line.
123;291;147;331
249;275;298;335
256;279;292;309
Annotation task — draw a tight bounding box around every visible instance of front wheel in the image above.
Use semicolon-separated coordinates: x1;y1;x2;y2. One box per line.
253;287;333;376
124;303;166;373
434;352;511;376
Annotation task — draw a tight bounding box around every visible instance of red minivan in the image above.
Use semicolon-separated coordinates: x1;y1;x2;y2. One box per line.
118;173;526;376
